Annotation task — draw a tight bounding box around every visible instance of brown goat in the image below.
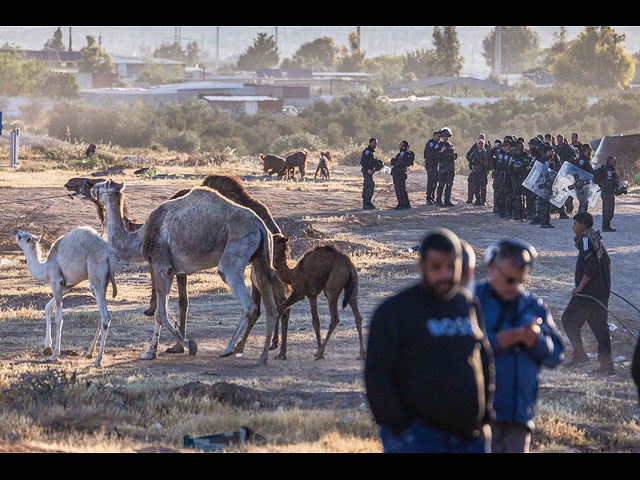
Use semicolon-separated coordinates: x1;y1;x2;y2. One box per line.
260;154;286;178
280;150;308;179
314;151;333;180
271;233;365;361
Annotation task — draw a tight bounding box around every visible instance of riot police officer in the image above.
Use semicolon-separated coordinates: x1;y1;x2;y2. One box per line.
361;138;383;210
571;143;595;214
503;139;518;219
391;140;415;210
509;141;532;221
424;131;442;205
490;139;504;213
466;134;489;204
468;138;490;205
593;155;627;232
435;127;457;207
555;134;578;216
531;145;561;228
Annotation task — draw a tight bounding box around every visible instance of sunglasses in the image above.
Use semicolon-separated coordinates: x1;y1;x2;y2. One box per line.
494;263;525;285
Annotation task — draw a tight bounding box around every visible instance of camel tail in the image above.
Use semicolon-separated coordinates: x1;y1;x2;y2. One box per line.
342;265;357;310
108;254;118;298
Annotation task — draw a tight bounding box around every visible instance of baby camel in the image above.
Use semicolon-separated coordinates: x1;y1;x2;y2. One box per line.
12;227;118;367
271;234;365;360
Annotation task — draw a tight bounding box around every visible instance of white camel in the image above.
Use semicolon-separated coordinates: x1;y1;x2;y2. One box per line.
12;227;118;367
90;180;280;364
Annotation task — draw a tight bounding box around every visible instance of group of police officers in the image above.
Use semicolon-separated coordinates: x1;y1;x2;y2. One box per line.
360;129;627;232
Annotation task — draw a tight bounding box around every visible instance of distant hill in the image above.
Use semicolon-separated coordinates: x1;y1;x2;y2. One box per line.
2;26;640;76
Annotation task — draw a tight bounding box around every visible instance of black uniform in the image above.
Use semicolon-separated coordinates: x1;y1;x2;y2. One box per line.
561;230;613;372
533;154;560;227
555;143;578;215
436;141;457;206
424;139;442;204
391;149;415;209
467;146;489;205
509;150;532;221
365;283;495;438
503;148;518;218
361;145;382;209
594;165;626;231
493;148;509;217
570;154;594;213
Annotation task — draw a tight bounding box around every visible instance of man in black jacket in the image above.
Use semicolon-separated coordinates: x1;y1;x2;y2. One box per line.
365;228;495;453
561;212;615;377
468;138;490;206
424;131;442;205
436;128;458;207
391;140;415;210
361;138;382;210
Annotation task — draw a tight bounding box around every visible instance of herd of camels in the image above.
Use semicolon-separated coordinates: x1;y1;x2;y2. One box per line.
12;154;363;368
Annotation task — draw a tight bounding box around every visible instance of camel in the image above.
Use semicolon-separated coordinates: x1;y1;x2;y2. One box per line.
146;174;291;354
260;154;287;178
12;227;118;367
91;180;280;364
314;151;333;180
280;151;308;179
271;233;365;361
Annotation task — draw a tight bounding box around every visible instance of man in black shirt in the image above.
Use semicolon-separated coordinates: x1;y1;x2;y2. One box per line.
365;228;495;453
391;140;415;210
360;138;382;210
561;212;615;377
593;155;627;232
424;131;442;205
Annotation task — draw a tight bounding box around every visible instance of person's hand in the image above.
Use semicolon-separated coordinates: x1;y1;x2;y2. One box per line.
367;169;373;175
571;287;581;297
521;318;542;348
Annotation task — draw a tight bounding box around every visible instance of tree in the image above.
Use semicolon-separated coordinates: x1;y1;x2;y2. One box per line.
154;42;186;63
79;35;114;74
281;37;338;71
0;51;46;96
431;26;464;76
552;26;635;89
483;26;541;74
236;32;279;70
44;27;65;51
337;32;365;72
42;71;78;98
403;48;436;79
186;41;202;67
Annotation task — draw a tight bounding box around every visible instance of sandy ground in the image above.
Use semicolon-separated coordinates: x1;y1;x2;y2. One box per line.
0;162;639;451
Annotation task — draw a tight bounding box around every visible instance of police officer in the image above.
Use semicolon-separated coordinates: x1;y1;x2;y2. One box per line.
524;138;542;220
435;127;457;207
495;138;512;218
424;131;442;205
466;134;489;204
593;155;627;232
571;132;583;157
503;138;518;219
531;145;561;228
468;138;490;206
509;141;531;221
570;143;595;214
555;134;578;216
490;139;504;213
391;140;415;210
361;138;383;210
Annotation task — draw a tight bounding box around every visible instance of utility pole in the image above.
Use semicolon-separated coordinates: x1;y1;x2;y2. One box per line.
357;26;361;50
68;26;72;51
216;26;219;72
495;26;502;76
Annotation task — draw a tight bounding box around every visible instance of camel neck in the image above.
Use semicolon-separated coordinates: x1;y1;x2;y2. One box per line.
22;245;49;281
274;250;295;284
105;193;145;263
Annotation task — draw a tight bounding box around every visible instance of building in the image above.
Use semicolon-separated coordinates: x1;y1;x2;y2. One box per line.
202;95;282;119
111;55;186;83
383;76;510;95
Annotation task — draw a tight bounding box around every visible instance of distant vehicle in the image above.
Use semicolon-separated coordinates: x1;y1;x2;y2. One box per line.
282;105;300;116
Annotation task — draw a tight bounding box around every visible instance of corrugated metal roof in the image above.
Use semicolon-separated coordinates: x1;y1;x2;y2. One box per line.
202;96;279;102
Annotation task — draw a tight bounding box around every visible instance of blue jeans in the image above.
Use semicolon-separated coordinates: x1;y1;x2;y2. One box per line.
379;422;489;453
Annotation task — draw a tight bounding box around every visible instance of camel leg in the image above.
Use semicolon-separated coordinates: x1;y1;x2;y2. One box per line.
143;265;157;316
251;261;279;365
217;255;260;358
315;293;341;360
233;277;268;355
166;274;188;354
43;298;55;356
349;296;366;360
92;284;111;368
142;265;196;360
275;290;305;360
308;295;322;352
48;280;65;362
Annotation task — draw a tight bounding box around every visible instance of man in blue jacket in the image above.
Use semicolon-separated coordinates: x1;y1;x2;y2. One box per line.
475;239;564;453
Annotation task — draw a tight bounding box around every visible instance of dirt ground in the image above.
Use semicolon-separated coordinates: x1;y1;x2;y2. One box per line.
1;159;639;452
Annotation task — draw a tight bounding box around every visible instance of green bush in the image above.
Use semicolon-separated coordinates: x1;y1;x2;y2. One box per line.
269;132;324;153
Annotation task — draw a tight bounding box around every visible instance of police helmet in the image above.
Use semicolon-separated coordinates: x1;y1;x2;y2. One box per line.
440;127;453;138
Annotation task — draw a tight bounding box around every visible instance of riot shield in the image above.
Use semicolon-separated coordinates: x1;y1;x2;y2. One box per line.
551;162;600;208
522;161;560;203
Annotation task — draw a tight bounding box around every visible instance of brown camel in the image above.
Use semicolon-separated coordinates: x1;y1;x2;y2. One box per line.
271;233;365;361
260;154;287;178
314;151;333;180
91;180;280;364
280;150;308;179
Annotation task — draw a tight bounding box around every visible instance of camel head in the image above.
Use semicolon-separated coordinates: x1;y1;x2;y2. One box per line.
12;229;40;251
91;180;126;204
272;233;291;263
